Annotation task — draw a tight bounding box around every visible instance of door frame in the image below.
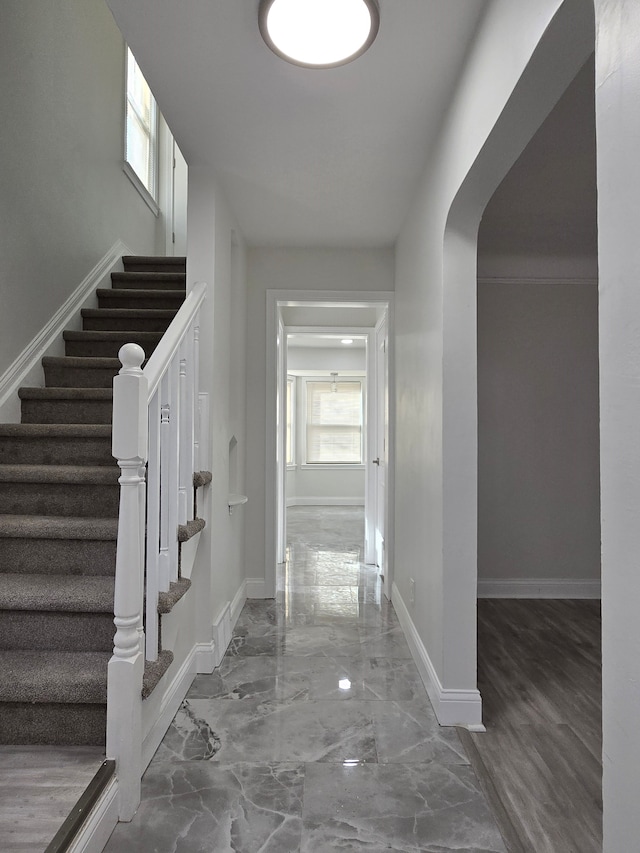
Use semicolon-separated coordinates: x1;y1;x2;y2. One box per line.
265;290;394;599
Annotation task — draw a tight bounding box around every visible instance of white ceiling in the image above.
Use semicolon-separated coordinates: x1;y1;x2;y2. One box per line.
288;334;367;349
106;0;489;247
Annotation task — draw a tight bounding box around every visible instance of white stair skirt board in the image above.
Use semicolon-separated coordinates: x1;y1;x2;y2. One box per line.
142;587;249;770
477;578;602;599
0;239;131;421
286;497;365;507
142;649;197;772
66;777;119;853
391;582;484;731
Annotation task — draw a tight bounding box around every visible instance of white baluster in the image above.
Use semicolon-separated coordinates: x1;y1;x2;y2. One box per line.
168;355;180;583
107;343;147;821
146;390;161;661
178;347;188;525
158;375;171;591
193;320;201;473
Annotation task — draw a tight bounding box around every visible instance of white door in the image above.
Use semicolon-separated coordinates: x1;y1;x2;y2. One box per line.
374;318;389;596
171;139;188;256
276;314;287;564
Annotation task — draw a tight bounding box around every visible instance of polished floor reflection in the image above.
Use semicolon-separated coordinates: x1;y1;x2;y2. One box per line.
105;506;505;852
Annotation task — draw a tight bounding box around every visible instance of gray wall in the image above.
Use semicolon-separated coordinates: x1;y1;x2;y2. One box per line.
477;280;600;582
0;0;161;377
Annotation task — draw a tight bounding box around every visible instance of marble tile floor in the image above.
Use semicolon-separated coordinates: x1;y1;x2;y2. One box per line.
0;745;105;852
105;506;506;852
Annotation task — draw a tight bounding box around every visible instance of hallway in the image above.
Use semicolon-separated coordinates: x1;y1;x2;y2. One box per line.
104;506;505;851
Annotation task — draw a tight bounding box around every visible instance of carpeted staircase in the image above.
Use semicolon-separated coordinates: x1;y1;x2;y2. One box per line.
0;256;202;745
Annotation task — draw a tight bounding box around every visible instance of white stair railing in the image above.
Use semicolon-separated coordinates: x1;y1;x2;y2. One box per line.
107;281;207;819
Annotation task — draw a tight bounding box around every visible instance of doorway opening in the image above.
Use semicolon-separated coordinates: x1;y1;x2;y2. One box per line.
265;291;393;602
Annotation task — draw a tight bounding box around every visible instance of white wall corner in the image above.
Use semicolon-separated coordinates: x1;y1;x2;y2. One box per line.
141;647;197;771
392;582;484;730
0;239;132;422
477;578;602;599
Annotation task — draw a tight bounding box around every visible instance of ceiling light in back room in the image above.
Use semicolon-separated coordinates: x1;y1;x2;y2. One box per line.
259;0;380;69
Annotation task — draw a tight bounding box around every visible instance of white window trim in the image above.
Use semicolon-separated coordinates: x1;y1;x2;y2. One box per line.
286;375;297;469
301;375;366;467
123;47;160;216
123;161;160;215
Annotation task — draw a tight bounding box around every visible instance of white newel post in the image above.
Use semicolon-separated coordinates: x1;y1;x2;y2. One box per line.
107;343;148;821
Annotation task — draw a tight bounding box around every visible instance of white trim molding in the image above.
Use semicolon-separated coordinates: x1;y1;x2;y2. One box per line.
477;578;601;599
287;497;364;507
0;240;131;421
246;577;270;599
392;582;484;730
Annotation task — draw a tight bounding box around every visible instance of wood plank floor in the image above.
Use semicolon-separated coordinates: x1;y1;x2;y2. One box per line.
460;599;602;853
0;746;104;852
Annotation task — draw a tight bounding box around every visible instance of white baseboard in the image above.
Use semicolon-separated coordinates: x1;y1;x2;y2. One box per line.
68;776;119;853
141;648;197;771
392;582;484;729
230;580;248;625
194;640;217;674
287;497;364;507
477;578;601;599
246;577;270;598
0;239;131;421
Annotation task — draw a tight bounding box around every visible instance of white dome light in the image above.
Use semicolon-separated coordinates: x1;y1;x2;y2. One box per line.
259;0;379;69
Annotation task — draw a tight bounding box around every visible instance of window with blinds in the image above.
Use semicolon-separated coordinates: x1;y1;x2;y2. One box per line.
286;377;295;466
125;48;158;202
305;380;363;464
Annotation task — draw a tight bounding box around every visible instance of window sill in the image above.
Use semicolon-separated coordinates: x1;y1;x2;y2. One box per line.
287;464;298;471
301;464;365;470
123;161;159;216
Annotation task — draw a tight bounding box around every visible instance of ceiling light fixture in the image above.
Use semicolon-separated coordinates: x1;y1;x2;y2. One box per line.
259;0;380;69
341;338;354;345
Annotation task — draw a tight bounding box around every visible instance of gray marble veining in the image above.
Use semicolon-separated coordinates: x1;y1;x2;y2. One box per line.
104;506;506;852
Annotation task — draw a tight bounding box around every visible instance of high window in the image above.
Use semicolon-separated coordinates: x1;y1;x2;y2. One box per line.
125;48;158;207
305;379;363;464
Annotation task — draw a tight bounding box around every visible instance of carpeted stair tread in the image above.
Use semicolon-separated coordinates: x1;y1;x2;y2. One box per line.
0;651;108;704
178;517;206;542
82;308;177;319
0;574;113;612
43;356;122;370
19;387;112;400
110;272;186;291
97;288;185;301
123;255;186;269
158;578;191;614
193;470;213;489
0;515;117;541
142;650;174;700
0;424;113;465
0;423;112;438
0;464;118;485
63;330;163;343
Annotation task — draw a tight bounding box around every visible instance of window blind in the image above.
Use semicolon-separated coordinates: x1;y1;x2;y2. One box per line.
306;380;362;464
